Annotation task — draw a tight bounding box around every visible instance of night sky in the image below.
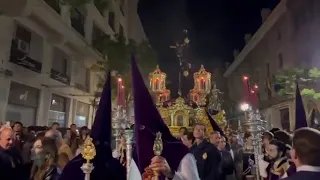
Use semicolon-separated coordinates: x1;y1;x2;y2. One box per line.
137;0;279;96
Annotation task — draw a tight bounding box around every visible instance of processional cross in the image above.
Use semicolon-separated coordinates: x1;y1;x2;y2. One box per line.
170;29;190;96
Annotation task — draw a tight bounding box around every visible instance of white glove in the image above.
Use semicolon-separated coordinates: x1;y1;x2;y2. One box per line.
258;159;269;178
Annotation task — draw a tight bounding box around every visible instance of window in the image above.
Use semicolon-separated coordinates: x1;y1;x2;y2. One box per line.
92;24;105;53
48;94;67;127
119;25;124;36
6;104;37;127
280;108;290;131
15;25;31;43
266;63;270;77
71;8;85;36
75;102;90;127
7;82;39;126
108;12;115;31
48;111;66;127
278;53;283;69
11;25;43;73
75;63;90;92
52;47;68;74
51;48;70;84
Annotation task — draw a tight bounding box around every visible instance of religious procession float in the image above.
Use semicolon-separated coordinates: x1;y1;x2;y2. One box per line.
149;64;227;136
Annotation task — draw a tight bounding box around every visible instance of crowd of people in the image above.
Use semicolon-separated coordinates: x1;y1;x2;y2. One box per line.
117;124;320;180
2;121;320;180
0;121;90;180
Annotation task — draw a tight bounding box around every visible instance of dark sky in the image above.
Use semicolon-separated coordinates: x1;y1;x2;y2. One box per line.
137;0;279;95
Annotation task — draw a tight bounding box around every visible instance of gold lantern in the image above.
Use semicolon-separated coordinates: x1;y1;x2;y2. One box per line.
149;65;171;104
189;65;211;106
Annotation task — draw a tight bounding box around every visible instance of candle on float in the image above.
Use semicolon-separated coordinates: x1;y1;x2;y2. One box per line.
117;78;122;106
242;76;251;102
121;85;125;108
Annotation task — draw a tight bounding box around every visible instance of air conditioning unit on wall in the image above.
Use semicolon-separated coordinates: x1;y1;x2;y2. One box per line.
17;39;30;54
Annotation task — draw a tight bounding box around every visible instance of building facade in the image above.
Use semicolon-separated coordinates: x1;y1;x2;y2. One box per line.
0;0;146;128
223;0;320;130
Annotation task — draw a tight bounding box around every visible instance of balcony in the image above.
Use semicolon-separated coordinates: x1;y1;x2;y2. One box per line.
10;39;42;73
44;0;60;14
50;69;70;85
71;9;85;36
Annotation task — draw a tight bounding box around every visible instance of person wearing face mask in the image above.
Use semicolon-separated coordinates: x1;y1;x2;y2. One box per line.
30;137;58;180
259;140;290;180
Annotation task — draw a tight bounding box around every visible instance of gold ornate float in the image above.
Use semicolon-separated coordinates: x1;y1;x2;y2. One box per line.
149;65;227;137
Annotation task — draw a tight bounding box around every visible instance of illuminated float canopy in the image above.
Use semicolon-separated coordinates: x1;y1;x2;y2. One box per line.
148;65;226;136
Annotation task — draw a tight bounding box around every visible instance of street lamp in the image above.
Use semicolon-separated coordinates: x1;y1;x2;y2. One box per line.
240;103;250;111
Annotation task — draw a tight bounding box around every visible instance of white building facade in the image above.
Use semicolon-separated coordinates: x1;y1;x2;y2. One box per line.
224;0;320;130
0;0;146;128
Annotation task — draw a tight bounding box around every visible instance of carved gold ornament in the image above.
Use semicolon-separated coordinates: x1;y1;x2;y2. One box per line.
81;137;96;163
153;132;163;156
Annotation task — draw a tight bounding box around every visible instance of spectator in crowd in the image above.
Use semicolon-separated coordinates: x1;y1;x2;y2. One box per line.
57;135;73;160
69;124;77;137
181;131;195;149
45;122;62;140
210;131;221;147
179;126;188;139
79;126;89;141
0;126;23;180
12;121;25;151
30;137;59;180
284;128;320;180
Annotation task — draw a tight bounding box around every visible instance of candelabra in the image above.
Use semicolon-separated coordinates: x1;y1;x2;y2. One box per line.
124;128;134;180
112;105;129;153
241;103;266;180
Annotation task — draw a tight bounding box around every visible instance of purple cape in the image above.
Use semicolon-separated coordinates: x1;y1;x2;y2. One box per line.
131;55;189;179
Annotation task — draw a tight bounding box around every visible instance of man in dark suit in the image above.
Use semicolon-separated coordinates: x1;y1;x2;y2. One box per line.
0;126;24;180
191;123;222;180
283;127;320;180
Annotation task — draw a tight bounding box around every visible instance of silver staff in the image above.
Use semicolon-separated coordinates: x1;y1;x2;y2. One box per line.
241;103;266;180
124;128;134;180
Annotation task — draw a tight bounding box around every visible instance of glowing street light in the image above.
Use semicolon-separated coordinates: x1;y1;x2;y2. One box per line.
240;103;250;111
243;76;248;80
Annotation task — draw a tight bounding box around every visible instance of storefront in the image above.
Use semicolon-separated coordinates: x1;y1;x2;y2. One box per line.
48;94;67;127
75;101;90;127
6;82;39;126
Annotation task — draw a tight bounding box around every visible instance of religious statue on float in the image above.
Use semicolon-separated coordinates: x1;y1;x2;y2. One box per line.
205;80;227;129
206;82;223;111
